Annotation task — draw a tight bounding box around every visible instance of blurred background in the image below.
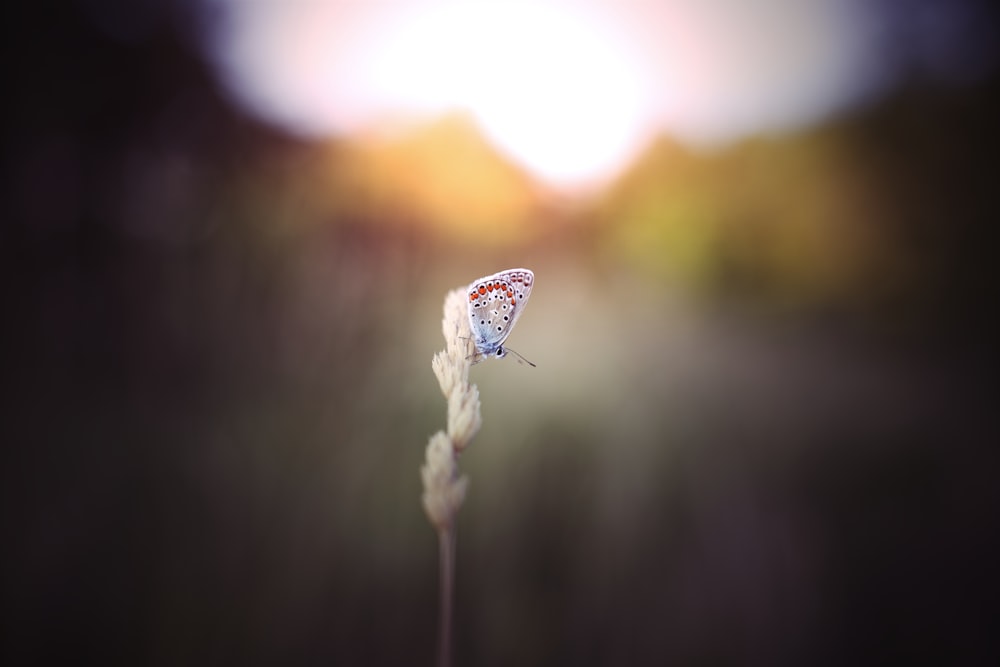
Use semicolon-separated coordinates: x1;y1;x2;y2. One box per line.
2;0;998;664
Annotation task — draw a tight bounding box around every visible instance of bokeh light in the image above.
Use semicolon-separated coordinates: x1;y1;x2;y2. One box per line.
204;0;882;189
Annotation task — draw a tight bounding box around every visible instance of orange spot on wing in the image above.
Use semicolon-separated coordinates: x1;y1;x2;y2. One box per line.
507;290;513;298
478;286;487;295
469;292;477;302
487;283;494;291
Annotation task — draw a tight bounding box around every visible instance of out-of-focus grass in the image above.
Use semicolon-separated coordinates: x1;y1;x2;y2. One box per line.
2;7;998;663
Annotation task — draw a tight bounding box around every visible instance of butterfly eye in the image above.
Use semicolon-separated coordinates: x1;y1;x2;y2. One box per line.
495;346;506;358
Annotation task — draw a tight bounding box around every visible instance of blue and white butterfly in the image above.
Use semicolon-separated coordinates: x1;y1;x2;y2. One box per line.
466;268;535;366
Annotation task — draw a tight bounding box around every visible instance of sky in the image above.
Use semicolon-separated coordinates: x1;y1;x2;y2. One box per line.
197;0;992;188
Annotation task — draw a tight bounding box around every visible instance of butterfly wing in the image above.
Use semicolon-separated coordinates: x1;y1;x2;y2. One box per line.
467;268;534;357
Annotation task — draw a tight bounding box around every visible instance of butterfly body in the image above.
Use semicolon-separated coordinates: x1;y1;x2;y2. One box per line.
466;268;534;361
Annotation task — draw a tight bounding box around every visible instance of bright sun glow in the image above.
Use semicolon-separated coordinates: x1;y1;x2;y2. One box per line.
208;0;880;190
213;0;652;189
361;2;650;187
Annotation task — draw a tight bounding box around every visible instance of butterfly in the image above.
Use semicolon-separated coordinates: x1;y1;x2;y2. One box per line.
466;268;535;366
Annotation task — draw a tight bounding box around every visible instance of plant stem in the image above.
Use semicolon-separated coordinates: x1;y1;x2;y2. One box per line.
438;525;456;667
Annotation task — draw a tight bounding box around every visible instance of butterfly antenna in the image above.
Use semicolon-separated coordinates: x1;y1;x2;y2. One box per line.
505;346;536;368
